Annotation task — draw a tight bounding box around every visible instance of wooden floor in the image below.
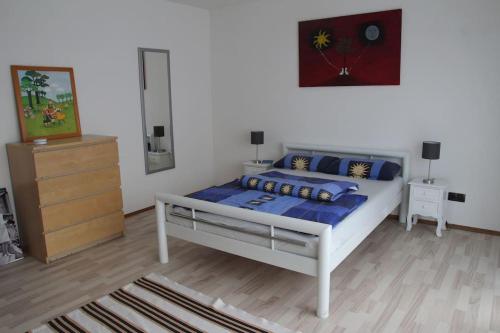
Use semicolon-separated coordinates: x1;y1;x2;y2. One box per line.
1;211;500;333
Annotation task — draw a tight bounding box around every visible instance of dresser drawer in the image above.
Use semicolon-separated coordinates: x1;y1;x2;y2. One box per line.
412;187;441;202
413;200;438;217
37;167;121;206
34;141;118;179
45;211;124;258
41;189;123;232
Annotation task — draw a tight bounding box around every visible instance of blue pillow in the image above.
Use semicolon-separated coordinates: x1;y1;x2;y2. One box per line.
334;158;401;180
240;172;358;202
273;153;340;173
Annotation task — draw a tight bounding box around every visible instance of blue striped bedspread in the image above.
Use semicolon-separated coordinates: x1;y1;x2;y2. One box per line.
184;171;368;228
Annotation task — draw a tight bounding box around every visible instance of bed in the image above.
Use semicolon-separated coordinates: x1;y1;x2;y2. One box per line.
155;143;410;318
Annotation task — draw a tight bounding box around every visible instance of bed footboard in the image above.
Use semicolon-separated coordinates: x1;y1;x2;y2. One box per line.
155;192;333;318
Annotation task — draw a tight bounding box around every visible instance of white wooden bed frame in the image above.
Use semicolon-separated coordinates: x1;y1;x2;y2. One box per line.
155;143;410;318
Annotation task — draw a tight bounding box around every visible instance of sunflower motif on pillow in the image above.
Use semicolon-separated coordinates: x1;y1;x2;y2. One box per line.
248;177;260;188
280;184;294;195
349;162;370;179
292;156;310;171
264;181;276;193
318;190;333;202
299;186;313;199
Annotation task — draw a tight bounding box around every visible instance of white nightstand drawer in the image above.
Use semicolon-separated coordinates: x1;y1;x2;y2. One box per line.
413;187;441;202
413;200;438;217
244;166;265;175
243;161;272;175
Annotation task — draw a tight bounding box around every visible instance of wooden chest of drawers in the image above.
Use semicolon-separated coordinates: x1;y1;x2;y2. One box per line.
7;135;124;263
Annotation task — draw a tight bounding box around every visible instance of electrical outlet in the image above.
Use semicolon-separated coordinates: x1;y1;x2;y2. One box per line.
448;192;466;203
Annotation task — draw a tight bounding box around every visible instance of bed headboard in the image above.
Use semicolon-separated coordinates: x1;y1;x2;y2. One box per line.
282;142;410;183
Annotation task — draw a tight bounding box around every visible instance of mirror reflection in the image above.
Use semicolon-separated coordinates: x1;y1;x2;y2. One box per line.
138;48;175;174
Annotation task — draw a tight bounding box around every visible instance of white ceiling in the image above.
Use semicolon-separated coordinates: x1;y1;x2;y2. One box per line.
166;0;258;10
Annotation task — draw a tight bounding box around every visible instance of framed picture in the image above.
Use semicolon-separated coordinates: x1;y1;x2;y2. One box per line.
299;9;402;87
0;188;23;266
11;65;81;142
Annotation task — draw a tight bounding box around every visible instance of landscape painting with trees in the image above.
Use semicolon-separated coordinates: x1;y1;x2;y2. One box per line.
11;66;81;142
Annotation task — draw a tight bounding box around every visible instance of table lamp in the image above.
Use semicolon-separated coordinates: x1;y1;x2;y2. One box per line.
251;131;264;164
422;141;441;184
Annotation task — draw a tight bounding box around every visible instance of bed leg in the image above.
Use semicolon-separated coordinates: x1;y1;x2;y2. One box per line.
317;226;332;319
399;186;409;224
156;199;169;264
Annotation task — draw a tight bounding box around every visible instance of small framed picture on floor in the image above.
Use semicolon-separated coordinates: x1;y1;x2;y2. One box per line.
0;188;23;265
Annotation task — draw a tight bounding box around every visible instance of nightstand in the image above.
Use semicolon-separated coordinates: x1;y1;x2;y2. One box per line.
407;178;448;237
243;161;272;175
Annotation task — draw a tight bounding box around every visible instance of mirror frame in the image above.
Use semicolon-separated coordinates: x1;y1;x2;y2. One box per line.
138;47;175;174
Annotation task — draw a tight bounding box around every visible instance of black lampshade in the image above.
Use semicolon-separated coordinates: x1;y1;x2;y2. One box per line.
154;126;165;137
251;131;264;145
422;141;441;160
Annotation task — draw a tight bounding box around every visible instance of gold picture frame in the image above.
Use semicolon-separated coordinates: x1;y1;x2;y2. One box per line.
11;65;82;142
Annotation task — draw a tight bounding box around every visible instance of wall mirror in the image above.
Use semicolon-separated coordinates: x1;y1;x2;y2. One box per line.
138;48;175;174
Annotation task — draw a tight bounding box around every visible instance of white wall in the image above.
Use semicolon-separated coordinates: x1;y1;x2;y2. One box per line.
0;0;214;213
211;0;500;231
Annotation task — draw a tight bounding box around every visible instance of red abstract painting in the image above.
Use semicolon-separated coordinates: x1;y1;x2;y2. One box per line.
299;9;402;87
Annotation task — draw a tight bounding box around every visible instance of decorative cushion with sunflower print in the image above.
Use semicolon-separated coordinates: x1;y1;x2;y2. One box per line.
240;173;358;202
279;183;294;196
336;158;401;180
273;154;340;173
246;177;261;189
263;181;276;193
298;186;313;199
317;190;334;202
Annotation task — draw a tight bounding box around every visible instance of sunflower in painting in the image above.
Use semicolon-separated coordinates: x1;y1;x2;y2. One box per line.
312;30;332;50
349;162;370;179
292;156;310;171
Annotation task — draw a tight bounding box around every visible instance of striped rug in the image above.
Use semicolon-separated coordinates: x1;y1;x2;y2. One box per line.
29;273;297;333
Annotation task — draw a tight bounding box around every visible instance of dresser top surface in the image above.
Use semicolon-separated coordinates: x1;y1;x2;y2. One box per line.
7;135;117;152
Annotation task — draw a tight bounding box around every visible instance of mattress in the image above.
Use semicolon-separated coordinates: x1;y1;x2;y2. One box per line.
168;168;403;258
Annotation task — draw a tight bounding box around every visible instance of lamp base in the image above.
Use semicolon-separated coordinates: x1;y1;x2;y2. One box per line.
423;178;435;184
